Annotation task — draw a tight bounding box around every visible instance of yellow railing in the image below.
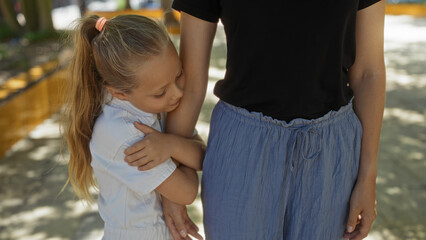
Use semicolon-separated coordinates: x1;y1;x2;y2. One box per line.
386;4;426;17
0;61;68;158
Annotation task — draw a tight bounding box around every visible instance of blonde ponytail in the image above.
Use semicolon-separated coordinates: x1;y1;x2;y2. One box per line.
64;16;104;201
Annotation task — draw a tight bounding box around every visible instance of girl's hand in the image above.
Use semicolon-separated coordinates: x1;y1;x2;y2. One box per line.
343;177;377;240
162;197;203;240
124;122;173;171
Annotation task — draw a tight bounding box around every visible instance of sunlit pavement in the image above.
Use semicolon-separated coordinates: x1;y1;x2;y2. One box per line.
0;15;425;240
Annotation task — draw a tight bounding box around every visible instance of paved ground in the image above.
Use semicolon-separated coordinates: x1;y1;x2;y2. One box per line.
0;15;425;240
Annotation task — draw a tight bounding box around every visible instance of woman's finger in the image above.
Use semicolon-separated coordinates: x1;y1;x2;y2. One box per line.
188;219;200;232
171;212;188;239
183;212;203;239
356;214;362;225
186;221;203;240
352;213;374;240
165;215;183;240
346;205;361;234
187;229;203;240
343;222;361;239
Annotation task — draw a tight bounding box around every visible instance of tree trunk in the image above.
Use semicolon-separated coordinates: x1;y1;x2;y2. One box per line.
36;0;54;31
77;0;86;17
0;0;22;31
125;0;131;9
20;0;39;32
161;0;179;27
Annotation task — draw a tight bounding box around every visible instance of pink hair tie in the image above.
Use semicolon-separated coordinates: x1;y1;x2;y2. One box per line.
95;17;107;32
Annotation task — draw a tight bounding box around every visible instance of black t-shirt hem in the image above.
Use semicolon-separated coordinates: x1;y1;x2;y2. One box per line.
358;0;381;10
172;0;219;23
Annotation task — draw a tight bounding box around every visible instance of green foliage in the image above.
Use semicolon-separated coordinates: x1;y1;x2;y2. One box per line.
0;45;8;59
0;23;18;42
23;30;62;43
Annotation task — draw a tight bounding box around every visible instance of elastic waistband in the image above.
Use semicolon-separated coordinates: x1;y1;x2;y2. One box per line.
217;100;356;129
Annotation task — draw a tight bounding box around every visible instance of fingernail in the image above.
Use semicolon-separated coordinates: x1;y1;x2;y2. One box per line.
347;226;353;232
180;230;186;237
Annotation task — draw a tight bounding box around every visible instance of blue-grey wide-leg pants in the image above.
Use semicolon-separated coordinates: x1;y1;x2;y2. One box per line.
202;100;362;240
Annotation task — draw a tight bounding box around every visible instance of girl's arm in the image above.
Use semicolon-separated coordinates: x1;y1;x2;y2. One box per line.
155;165;199;205
344;1;386;240
124;122;205;170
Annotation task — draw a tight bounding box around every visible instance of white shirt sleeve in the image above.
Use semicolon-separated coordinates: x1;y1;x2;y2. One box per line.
91;136;177;196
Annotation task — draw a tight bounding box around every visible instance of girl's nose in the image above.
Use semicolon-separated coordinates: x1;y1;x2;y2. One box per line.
173;80;184;99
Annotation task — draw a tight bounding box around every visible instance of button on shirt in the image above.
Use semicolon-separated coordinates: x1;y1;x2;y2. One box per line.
90;97;176;240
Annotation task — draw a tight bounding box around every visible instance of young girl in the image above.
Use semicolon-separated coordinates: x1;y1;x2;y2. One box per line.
64;15;205;239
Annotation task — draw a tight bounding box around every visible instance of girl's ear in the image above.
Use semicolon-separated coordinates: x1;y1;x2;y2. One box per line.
107;87;128;101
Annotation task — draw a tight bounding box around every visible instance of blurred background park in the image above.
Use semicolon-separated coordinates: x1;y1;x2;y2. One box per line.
0;0;425;239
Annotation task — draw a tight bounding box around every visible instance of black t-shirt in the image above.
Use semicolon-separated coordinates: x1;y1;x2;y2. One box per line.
172;0;381;122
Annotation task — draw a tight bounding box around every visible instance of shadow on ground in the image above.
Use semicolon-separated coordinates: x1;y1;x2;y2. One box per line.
0;114;103;240
368;18;426;238
371;83;426;240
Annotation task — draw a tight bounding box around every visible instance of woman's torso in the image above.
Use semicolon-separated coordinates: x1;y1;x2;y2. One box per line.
173;0;380;121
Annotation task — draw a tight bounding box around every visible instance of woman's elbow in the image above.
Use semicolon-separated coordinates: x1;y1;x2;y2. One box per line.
176;184;198;205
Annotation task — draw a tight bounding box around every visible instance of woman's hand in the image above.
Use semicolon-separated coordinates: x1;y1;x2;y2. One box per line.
162;197;203;240
343;176;377;240
124;122;173;171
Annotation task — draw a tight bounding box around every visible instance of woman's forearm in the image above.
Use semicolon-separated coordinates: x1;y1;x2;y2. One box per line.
350;1;386;182
351;69;386;181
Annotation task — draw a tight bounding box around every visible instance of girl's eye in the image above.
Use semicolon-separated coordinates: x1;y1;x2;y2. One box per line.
154;90;166;98
177;70;183;79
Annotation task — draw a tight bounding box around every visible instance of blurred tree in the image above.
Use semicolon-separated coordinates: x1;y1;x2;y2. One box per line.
36;0;53;31
77;0;86;16
0;0;55;40
20;0;38;31
21;0;54;32
161;0;179;27
125;0;131;9
0;0;22;32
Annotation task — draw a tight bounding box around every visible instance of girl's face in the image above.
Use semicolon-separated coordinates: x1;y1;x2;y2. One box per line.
108;42;184;114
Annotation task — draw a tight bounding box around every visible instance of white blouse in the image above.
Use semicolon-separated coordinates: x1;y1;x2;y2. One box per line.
90;97;176;240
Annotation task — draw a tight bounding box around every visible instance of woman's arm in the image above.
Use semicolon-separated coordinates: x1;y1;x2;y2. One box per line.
155;165;199;205
166;12;217;136
344;1;386;240
161;13;217;240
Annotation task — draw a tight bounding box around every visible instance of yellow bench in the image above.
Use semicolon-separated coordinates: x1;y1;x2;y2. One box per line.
0;61;68;158
386;4;426;17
